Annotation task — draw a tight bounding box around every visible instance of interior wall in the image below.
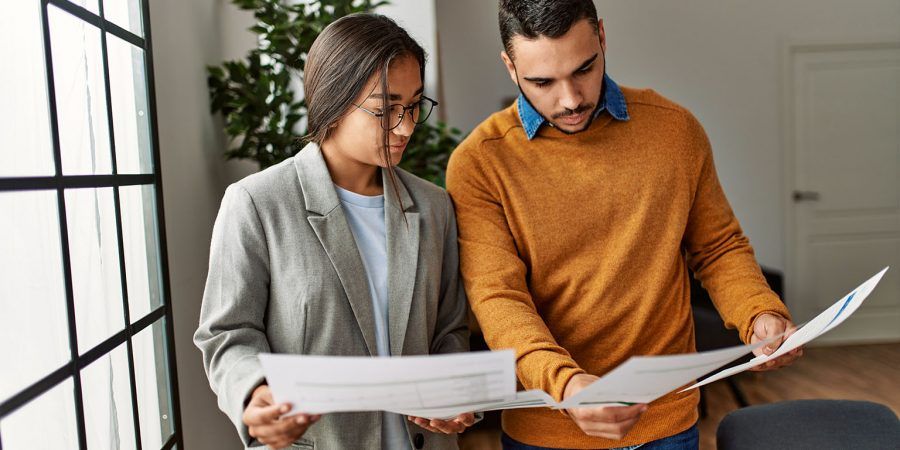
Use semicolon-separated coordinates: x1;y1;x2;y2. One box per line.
149;0;256;448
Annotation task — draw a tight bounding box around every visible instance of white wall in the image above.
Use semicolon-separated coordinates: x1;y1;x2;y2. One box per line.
435;0;900;273
435;0;518;132
150;0;256;448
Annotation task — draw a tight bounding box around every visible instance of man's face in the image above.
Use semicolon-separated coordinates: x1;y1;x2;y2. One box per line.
501;18;606;134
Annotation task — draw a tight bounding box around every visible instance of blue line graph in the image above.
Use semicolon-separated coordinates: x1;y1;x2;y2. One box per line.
823;291;856;330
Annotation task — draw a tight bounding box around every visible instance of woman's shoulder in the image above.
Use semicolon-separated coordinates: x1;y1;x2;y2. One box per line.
392;167;453;225
230;157;301;201
393;167;450;204
217;157;308;224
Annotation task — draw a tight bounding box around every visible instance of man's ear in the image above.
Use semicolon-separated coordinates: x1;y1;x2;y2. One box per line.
500;51;519;87
597;18;607;54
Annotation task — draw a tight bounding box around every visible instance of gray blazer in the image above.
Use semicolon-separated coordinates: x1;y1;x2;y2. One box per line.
194;143;470;449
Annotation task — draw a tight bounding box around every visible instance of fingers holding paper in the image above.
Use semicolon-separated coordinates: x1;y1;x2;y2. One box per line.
407;412;476;434
749;313;803;371
568;403;648;440
563;374;648;440
243;384;321;449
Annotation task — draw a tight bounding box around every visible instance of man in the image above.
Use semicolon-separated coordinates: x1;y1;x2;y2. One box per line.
445;1;803;449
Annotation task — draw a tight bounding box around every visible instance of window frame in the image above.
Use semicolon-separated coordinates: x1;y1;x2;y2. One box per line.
0;0;182;448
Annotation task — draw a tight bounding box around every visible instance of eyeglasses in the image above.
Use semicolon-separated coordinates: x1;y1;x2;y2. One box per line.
354;96;438;130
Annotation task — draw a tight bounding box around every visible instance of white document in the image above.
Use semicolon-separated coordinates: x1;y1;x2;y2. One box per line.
557;341;768;409
683;266;890;392
259;350;516;416
392;389;558;419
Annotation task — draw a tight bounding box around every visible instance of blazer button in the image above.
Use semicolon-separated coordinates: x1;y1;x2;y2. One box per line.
413;432;425;449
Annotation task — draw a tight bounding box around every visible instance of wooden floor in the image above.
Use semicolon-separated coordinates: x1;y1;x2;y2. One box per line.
458;343;900;450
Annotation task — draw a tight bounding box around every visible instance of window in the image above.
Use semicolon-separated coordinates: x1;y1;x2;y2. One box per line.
0;1;181;449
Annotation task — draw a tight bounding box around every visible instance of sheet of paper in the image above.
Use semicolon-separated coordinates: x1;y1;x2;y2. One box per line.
481;389;559;411
683;267;889;391
391;390;558;419
259;350;516;415
558;341;768;409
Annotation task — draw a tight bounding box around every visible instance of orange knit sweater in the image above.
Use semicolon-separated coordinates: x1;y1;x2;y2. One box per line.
446;87;791;448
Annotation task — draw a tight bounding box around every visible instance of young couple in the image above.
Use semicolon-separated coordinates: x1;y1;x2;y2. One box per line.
194;1;801;449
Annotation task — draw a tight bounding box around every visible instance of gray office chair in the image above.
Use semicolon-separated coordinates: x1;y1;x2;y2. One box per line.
717;399;900;450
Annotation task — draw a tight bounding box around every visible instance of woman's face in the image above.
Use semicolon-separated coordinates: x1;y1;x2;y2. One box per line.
324;54;423;168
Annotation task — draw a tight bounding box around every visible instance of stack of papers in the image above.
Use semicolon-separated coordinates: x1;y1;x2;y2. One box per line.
260;267;888;418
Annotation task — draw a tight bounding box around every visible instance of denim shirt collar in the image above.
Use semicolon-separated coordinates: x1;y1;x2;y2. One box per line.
517;73;629;140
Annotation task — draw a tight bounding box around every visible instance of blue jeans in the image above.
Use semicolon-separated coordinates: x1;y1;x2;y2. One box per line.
501;424;699;450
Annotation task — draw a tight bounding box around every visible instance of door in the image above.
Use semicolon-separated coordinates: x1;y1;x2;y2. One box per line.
786;40;900;344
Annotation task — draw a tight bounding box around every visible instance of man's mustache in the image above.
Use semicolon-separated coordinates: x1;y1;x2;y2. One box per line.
551;104;594;119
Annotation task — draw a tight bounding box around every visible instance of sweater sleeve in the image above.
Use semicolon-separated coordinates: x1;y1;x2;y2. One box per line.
681;114;792;343
446;144;584;402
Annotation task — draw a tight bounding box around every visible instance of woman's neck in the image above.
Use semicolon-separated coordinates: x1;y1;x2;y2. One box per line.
320;141;384;196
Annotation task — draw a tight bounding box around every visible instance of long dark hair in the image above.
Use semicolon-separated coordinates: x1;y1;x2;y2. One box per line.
303;13;426;211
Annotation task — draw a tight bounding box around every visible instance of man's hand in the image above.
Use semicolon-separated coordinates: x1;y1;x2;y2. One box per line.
408;413;476;434
749;313;803;371
562;374;647;440
243;384;321;449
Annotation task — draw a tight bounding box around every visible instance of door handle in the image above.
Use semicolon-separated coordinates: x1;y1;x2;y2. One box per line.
793;190;821;202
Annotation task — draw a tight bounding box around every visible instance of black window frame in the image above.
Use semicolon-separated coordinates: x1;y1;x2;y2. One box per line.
0;0;182;448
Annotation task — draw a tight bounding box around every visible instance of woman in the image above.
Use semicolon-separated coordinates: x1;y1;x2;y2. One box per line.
194;13;473;449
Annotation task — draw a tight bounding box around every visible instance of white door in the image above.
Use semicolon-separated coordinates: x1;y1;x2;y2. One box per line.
786;40;900;344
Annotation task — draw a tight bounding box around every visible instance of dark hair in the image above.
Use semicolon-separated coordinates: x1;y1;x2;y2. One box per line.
498;0;599;58
303;13;425;210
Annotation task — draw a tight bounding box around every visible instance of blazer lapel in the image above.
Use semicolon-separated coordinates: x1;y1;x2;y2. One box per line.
383;168;419;357
294;143;378;357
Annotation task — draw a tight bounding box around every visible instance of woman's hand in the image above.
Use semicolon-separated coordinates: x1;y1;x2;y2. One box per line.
407;413;476;434
243;384;321;449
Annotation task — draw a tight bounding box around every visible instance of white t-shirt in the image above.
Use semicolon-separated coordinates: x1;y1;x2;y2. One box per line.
336;185;412;450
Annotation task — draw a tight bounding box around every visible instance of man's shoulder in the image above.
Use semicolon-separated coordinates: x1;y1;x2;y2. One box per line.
451;104;522;164
619;85;707;139
620;86;692;117
619;86;711;163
